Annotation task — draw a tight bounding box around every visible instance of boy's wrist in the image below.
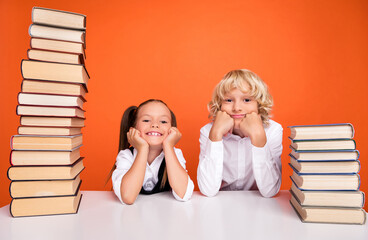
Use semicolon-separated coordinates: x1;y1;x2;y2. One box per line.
249;130;266;147
209;128;223;142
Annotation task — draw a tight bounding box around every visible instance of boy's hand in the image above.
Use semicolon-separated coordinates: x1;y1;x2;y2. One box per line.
163;127;182;148
127;127;149;151
239;112;266;147
209;111;234;142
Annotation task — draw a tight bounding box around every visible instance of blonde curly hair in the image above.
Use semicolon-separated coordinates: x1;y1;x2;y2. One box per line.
208;69;273;125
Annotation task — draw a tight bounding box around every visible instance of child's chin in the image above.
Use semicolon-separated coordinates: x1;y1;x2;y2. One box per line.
147;141;163;148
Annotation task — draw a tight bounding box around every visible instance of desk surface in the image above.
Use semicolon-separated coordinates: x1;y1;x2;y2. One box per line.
0;191;367;240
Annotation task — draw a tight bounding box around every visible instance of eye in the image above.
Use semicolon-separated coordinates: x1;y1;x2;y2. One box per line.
244;98;251;102
224;99;232;103
142;119;150;122
161;120;168;124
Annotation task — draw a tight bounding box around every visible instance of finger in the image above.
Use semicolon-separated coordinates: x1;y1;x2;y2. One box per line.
127;133;132;145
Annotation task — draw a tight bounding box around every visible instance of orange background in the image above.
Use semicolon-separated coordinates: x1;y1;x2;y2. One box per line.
0;0;367;209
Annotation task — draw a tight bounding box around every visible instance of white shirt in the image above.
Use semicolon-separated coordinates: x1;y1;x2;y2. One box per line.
112;147;194;204
197;119;283;198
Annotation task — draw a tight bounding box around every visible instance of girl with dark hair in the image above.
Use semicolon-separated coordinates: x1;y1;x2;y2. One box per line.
109;99;194;204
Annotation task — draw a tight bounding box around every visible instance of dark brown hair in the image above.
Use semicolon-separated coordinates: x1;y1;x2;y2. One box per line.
106;99;177;189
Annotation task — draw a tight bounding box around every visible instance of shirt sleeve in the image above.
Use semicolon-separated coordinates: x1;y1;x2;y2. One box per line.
171;148;194;201
251;122;283;198
197;124;224;197
111;149;135;204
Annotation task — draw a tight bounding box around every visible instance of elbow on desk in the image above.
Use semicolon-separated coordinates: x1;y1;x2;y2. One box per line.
258;186;280;198
198;184;219;197
121;192;137;205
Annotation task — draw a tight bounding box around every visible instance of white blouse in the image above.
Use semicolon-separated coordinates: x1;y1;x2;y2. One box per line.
112;147;194;204
197;120;283;198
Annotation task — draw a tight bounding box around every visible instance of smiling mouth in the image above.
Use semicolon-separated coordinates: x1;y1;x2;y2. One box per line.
146;132;163;136
231;114;245;119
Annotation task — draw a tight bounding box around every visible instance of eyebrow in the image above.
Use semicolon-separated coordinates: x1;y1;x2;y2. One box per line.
140;114;170;118
223;93;252;98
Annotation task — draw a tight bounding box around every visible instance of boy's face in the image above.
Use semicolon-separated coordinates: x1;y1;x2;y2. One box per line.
135;102;172;148
220;86;258;130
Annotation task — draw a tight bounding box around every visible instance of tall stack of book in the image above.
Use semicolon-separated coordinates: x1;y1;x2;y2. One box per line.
8;7;89;217
288;123;366;224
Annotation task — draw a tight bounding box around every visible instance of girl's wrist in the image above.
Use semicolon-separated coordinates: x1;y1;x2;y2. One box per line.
136;145;149;153
163;142;174;150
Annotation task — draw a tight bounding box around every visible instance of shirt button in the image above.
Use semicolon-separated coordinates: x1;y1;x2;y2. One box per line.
145;182;153;190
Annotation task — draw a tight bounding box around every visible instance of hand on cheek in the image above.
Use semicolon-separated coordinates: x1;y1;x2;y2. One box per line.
209;111;234;141
239;112;267;147
127;128;149;151
163;127;182;148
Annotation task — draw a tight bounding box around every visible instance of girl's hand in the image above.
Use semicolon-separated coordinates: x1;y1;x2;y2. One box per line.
239;112;266;147
209;111;234;141
127;127;149;151
163;127;182;149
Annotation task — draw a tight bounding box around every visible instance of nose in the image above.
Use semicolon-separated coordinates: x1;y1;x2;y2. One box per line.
232;101;241;112
151;122;159;128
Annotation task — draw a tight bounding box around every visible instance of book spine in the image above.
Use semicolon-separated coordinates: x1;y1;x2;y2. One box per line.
28;24;33;38
9;151;13;166
10;135;14;150
362;191;366;209
348;123;355;138
9;181;14;198
20;59;25;79
7;166;12;181
31;6;35;24
9;199;14;218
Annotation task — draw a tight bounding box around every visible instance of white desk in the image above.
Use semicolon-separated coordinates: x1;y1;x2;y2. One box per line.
0;191;367;240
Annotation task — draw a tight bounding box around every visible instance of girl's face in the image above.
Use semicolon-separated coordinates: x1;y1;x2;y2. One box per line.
135;102;172;148
220;85;258;130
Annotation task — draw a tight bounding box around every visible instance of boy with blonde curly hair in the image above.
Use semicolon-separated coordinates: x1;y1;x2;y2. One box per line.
197;69;283;198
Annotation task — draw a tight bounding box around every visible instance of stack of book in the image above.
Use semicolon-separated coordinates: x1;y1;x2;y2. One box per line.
8;7;89;217
288;123;366;224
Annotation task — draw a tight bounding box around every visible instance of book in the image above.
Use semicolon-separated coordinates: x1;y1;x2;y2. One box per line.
32;7;86;30
289;138;356;151
288;123;354;140
18;92;85;109
10;148;80;166
289;157;360;174
290;194;366;224
17;105;85;118
29;24;85;45
20;116;85;127
22;79;87;98
289;149;360;161
11;134;82;151
10;175;81;198
18;126;82;135
290;182;365;208
10;188;82;217
28;49;83;65
21;60;89;85
30;38;85;56
290;171;360;191
8;157;84;180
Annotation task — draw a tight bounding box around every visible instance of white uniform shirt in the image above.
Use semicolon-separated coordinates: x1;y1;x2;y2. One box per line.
112;147;194;204
197;119;283;197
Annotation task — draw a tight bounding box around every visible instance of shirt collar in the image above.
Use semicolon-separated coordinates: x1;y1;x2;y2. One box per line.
133;148;165;168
